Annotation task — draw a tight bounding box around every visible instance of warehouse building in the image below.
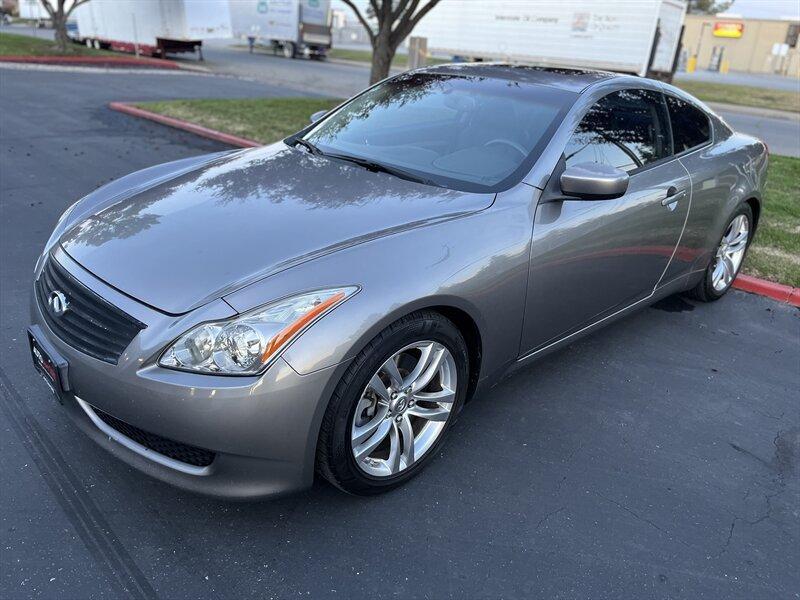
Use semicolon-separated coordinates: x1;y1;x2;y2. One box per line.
681;13;799;77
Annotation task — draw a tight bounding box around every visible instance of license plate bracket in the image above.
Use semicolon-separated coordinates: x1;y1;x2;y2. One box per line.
28;326;70;401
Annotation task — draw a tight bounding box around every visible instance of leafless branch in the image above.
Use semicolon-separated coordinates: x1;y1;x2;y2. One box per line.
392;0;440;47
390;0;420;45
369;0;384;23
391;0;413;23
65;0;92;18
37;0;55;18
406;0;441;33
342;0;376;41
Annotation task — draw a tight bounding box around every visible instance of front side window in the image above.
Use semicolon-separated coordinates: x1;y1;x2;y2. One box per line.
565;89;670;173
300;72;576;192
666;95;711;153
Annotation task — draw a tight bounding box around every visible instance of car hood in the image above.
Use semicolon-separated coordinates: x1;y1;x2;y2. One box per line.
60;144;494;314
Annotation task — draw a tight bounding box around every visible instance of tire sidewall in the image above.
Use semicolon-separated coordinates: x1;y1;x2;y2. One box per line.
702;203;754;300
324;313;469;494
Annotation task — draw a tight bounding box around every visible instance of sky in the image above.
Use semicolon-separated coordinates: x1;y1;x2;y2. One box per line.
728;0;800;20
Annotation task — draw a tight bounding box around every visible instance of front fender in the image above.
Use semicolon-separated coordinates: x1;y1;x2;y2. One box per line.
223;183;539;385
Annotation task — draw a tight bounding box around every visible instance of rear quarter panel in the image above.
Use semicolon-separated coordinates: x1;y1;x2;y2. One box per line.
678;130;768;276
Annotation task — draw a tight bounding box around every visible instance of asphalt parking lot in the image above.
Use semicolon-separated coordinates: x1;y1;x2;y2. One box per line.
1;66;799;599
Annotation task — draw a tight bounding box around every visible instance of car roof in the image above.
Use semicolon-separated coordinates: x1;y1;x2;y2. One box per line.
420;63;622;93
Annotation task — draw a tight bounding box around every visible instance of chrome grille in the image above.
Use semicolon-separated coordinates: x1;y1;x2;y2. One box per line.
35;255;145;364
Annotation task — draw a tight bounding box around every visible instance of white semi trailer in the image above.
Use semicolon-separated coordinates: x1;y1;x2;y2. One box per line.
229;0;332;59
413;0;687;79
72;0;233;60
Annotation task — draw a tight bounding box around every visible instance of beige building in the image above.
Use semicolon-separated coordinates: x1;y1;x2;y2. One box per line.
681;14;800;78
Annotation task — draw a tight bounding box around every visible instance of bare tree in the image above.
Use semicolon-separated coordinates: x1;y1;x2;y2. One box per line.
341;0;442;84
37;0;91;53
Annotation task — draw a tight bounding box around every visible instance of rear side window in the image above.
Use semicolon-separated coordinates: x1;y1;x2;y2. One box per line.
565;89;670;173
666;95;711;153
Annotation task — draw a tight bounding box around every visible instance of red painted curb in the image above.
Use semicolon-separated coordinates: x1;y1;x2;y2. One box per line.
733;274;800;307
0;55;180;69
108;102;261;148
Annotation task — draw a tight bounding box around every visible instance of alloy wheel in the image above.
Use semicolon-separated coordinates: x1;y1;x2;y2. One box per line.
350;341;457;477
711;214;750;292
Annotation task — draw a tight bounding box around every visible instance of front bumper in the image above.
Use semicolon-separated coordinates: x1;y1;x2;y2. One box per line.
30;250;345;500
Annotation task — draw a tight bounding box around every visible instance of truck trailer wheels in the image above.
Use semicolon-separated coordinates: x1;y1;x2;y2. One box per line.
282;42;297;59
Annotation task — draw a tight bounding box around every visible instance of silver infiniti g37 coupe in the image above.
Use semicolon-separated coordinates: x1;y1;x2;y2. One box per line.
29;65;767;498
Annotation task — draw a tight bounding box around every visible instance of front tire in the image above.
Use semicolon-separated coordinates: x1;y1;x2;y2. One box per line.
316;311;469;495
689;202;753;302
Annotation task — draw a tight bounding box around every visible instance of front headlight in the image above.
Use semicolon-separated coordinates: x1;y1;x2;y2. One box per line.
159;287;358;375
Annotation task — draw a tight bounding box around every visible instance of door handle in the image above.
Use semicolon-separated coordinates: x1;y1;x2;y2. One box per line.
661;186;686;208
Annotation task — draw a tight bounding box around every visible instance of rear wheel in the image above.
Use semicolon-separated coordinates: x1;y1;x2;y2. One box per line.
316;311;469;495
282;42;296;59
689;203;753;302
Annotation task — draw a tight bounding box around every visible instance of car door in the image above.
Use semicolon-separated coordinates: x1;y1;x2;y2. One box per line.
520;88;691;356
662;93;726;280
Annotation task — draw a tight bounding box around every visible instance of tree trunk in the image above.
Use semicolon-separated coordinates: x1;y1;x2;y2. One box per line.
369;38;395;84
53;11;70;53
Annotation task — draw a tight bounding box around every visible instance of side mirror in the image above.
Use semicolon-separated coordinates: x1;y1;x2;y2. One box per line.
309;110;327;123
560;162;629;200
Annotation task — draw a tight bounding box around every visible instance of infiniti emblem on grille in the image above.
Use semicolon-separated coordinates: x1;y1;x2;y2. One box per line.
48;290;69;317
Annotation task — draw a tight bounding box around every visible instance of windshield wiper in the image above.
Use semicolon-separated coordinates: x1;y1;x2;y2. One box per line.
291;138;323;156
325;152;438;187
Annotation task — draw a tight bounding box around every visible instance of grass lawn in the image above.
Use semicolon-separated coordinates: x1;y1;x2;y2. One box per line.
746;155;800;287
136;97;800;286
0;31;116;56
135;97;343;145
675;80;799;114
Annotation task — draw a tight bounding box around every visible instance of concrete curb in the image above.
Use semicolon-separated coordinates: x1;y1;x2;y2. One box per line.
109;100;800;309
732;274;800;307
108;102;261;148
0;55;181;69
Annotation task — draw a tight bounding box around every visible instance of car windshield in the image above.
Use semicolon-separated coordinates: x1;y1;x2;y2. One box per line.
299;71;576;192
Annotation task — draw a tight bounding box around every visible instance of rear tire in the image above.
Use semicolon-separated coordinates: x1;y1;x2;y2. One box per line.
282;42;296;59
316;311;469;496
689;202;753;302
